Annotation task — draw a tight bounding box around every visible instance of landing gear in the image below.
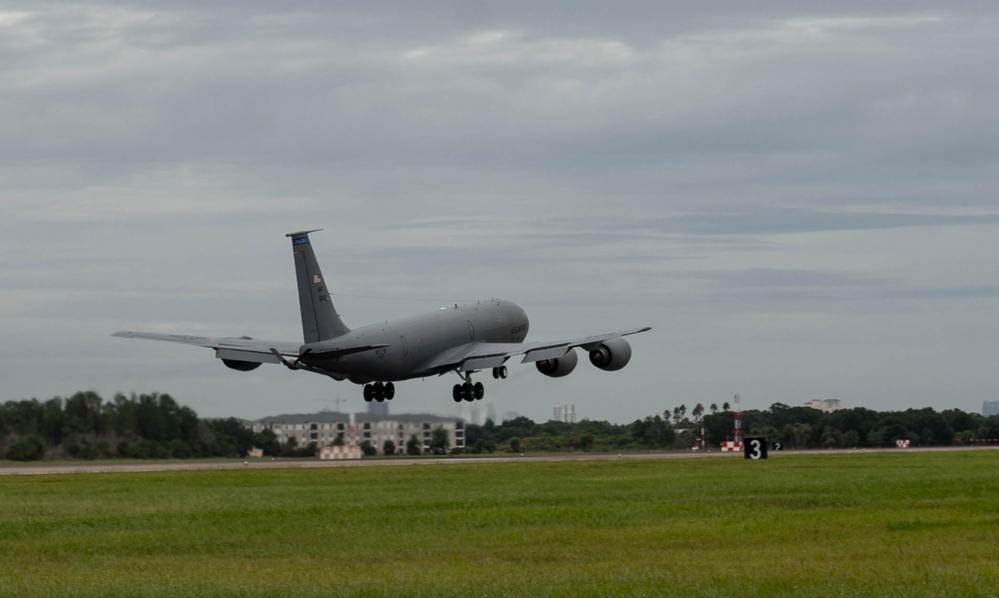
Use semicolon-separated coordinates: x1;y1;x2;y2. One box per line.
492;366;508;379
363;382;395;402
452;371;488;403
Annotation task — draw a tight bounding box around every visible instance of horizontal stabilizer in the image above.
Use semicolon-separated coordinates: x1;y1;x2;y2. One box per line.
307;343;391;358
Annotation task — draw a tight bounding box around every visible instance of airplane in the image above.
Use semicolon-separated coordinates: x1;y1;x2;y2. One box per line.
113;230;650;404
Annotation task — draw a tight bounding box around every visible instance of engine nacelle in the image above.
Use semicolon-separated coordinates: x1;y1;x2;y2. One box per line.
222;359;262;372
588;337;633;371
535;348;578;378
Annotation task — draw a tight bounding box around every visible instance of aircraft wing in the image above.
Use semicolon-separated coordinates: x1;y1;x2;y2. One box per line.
423;327;652;373
111;331;302;365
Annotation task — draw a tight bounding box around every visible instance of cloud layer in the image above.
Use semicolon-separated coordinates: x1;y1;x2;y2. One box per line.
2;2;997;422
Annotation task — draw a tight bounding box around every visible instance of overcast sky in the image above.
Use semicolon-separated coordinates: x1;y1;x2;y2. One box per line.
2;1;997;423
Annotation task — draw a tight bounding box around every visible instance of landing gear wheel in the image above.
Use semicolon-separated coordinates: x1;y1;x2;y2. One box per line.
462;382;474;402
373;382;385;402
473;382;485;400
363;384;373;402
492;366;508;379
453;385;463;403
385;382;395;400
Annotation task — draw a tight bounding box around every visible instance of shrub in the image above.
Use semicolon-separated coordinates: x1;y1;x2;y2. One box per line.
7;435;45;461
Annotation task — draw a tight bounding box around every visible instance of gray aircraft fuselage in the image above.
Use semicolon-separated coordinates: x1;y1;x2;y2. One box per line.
304;300;528;383
113;229;649;404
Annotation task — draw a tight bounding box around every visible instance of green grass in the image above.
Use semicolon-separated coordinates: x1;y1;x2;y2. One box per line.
1;451;998;597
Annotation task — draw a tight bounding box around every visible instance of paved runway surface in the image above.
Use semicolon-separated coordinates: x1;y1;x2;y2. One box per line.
2;446;995;476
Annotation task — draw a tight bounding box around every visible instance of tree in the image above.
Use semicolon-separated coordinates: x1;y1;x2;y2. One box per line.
406;434;422;456
359;440;377;457
281;436;300;457
710;403;718;415
41;398;65;446
631;415;675;448
207;418;257;457
429;426;449;455
472;438;496;454
255;429;281;457
7;435;45;461
383;439;396;456
692;404;704;422
787;423;813;449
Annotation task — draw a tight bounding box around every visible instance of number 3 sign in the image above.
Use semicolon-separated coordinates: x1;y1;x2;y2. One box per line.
744;437;768;460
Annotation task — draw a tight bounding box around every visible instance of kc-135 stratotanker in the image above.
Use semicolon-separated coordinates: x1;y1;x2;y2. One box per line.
114;230;650;403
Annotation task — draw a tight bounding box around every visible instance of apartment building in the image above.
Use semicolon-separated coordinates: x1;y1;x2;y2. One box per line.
248;411;465;453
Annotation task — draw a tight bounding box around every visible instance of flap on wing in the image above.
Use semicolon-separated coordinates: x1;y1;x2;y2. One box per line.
215;348;283;364
521;345;571;363
460;355;511;371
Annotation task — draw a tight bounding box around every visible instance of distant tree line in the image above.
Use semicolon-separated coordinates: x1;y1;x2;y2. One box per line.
461;404;999;453
0;392;285;461
699;403;999;450
3;391;998;461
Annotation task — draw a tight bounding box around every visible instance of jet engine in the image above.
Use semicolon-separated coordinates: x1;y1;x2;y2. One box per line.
222;359;262;372
588;337;632;371
536;348;578;378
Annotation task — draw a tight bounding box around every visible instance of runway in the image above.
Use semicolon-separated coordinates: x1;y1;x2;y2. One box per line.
2;445;994;475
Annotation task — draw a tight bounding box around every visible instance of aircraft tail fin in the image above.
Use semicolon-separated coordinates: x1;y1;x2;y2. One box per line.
286;230;350;342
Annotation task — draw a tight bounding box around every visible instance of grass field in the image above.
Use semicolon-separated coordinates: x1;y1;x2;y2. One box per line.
1;451;997;597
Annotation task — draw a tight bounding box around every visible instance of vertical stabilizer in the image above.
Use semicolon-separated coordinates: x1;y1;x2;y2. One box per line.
286;230;350;342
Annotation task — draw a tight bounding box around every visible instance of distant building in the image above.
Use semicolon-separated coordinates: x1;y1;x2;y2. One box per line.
804;399;841;413
458;400;496;426
984;401;999;417
553;403;576;423
248;411;464;453
366;401;389;417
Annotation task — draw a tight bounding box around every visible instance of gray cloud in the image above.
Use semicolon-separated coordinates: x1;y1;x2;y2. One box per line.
2;1;998;422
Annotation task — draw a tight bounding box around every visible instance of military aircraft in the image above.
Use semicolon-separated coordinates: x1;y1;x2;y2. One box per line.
113;230;650;403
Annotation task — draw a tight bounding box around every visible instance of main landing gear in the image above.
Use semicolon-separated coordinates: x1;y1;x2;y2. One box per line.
452;367;508;402
363;382;395;403
453;381;484;402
